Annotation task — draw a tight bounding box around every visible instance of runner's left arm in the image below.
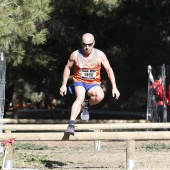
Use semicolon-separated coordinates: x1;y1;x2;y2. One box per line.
100;52;120;99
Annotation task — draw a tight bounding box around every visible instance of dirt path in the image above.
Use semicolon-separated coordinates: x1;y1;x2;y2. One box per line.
7;140;170;170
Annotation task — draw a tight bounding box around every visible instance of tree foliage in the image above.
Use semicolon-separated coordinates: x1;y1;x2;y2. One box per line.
0;0;53;66
4;0;170;111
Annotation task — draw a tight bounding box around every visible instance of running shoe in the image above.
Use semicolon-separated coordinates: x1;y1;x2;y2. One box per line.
80;100;90;122
65;124;75;136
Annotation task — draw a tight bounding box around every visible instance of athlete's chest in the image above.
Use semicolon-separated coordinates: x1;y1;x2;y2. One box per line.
75;49;100;68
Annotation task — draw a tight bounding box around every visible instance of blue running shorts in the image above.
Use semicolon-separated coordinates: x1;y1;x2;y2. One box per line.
69;82;100;94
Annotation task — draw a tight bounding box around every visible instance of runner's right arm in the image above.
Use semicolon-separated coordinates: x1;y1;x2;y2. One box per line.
60;53;75;96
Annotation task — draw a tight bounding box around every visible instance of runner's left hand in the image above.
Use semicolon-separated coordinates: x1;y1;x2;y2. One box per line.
112;88;120;99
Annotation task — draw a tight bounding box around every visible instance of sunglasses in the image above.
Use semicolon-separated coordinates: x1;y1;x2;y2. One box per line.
82;42;94;47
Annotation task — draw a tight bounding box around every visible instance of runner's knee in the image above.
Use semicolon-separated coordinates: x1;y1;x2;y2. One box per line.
76;95;85;103
96;91;104;101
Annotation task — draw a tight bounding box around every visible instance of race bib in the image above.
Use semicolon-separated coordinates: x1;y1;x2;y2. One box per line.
81;70;96;80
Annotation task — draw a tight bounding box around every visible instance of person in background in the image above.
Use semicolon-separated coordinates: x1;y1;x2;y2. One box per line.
149;74;169;122
4;84;18;118
60;33;120;135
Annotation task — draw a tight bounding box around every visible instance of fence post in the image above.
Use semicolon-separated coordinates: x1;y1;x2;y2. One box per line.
94;130;102;151
3;130;13;169
126;139;135;170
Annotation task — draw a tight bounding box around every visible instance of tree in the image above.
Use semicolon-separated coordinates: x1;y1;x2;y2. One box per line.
4;0;170;111
0;0;53;66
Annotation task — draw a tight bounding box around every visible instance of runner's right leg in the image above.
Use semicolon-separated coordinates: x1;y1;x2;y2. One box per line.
65;86;86;135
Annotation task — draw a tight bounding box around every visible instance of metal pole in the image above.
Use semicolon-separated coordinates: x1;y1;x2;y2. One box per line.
146;65;154;120
0;52;7;168
0;52;6;130
162;64;167;122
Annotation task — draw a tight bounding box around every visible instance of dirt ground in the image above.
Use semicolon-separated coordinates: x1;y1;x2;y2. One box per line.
6;140;170;170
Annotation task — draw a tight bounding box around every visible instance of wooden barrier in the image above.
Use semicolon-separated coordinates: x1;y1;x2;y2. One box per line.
1;122;170;131
1;123;170;170
1;131;170;140
1;118;150;124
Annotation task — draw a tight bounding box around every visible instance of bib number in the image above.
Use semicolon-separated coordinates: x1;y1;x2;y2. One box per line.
81;70;96;80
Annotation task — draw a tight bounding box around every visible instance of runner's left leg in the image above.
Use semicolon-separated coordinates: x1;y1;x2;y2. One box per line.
87;86;104;106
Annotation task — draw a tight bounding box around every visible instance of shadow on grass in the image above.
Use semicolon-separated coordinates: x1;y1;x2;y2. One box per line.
42;160;111;169
42;160;68;169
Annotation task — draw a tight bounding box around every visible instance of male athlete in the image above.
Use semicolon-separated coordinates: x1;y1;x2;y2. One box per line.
60;33;120;135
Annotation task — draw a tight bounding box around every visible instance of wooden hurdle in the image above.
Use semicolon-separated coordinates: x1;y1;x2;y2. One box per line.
1;123;170;170
2;122;170;130
2;118;150;124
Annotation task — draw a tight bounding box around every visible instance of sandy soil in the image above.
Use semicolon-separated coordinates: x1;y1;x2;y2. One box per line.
10;140;170;170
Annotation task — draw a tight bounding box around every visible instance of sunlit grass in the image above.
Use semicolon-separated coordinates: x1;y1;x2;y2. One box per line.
0;141;170;169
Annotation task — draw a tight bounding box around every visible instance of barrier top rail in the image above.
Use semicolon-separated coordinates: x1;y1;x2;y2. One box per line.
2;123;170;131
1;131;170;141
2;118;149;124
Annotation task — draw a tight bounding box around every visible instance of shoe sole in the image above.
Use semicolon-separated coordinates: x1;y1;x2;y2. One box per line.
65;131;74;136
80;113;89;122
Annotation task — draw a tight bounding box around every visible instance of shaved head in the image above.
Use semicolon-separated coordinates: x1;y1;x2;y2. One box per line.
82;33;95;43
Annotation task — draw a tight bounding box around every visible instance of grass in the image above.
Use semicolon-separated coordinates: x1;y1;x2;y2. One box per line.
140;142;170;151
13;142;55;150
0;142;56;169
1;141;170;169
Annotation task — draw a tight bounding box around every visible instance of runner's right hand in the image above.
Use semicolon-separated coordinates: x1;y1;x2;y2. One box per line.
60;85;67;96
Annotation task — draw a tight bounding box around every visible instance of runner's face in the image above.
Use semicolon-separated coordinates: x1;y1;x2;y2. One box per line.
82;38;95;55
